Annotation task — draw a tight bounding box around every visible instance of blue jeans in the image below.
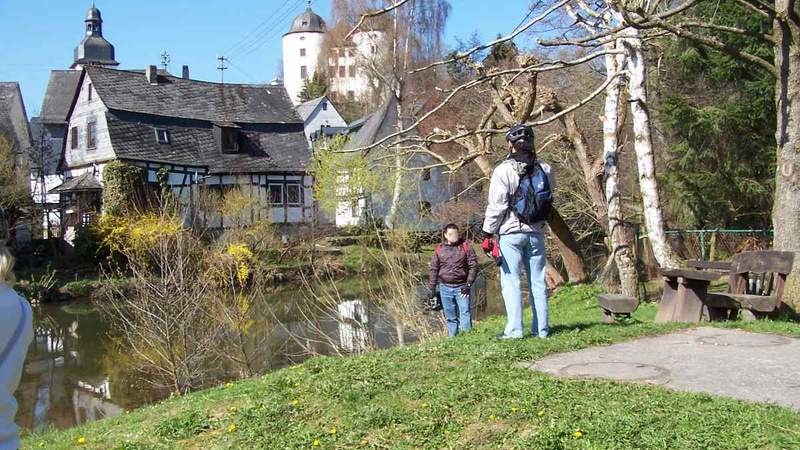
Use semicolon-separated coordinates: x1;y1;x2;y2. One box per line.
439;284;472;337
499;232;549;338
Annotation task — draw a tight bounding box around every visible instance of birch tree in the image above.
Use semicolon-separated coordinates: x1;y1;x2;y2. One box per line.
598;0;800;306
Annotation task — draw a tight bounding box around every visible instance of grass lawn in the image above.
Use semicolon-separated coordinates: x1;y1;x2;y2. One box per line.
23;285;800;449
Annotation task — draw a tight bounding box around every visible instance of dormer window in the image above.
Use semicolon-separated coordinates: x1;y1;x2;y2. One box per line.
213;123;240;153
322;101;327;111
155;128;170;144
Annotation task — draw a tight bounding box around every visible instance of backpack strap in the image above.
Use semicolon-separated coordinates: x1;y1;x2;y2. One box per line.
436;242;469;257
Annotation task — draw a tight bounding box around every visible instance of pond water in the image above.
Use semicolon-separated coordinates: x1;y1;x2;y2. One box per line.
14;274;501;432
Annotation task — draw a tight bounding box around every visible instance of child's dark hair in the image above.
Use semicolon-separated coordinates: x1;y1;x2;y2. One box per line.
443;223;459;233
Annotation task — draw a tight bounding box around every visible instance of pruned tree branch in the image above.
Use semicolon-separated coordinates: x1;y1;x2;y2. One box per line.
410;0;572;74
345;0;413;40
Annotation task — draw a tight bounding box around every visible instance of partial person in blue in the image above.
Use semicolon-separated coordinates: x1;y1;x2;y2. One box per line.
480;124;555;340
0;210;33;450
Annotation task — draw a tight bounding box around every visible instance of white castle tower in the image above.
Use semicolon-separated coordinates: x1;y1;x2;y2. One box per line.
282;2;387;105
282;2;327;105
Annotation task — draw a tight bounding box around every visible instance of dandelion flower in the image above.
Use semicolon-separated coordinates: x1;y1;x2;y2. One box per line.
312;439;321;446
511;407;518;413
573;430;584;439
225;382;234;389
77;436;86;445
228;424;238;433
489;414;496;421
537;410;545;417
329;427;337;435
421;402;428;408
290;399;300;406
361;439;369;445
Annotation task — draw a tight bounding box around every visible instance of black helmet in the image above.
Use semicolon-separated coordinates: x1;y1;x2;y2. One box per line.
505;123;533;144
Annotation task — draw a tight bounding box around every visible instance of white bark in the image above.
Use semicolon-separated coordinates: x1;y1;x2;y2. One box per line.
603;39;640;297
616;13;679;269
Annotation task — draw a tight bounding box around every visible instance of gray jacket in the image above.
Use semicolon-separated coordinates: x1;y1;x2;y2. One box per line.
481;153;555;236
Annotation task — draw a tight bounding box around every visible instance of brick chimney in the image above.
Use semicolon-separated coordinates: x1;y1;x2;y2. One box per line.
182;65;190;79
146;65;158;84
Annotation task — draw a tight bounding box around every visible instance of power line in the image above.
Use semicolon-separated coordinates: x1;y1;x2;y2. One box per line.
223;0;296;56
230;0;306;59
226;58;259;83
225;0;304;58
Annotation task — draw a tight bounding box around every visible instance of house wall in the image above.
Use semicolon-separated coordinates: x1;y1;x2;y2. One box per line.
63;73;115;169
328;31;387;102
303;100;347;144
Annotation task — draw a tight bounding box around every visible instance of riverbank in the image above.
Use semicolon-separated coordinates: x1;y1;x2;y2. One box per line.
23;285;800;449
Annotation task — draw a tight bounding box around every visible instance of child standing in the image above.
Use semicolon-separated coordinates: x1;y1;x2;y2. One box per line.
428;224;478;337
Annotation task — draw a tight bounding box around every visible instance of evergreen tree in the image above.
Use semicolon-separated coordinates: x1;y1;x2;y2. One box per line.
298;70;328;103
658;0;775;229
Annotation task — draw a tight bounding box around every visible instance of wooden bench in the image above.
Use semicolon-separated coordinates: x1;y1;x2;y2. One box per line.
704;251;795;321
655;268;722;323
597;294;640;324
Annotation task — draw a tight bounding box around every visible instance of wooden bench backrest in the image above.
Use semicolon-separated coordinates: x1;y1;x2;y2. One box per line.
728;251;795;302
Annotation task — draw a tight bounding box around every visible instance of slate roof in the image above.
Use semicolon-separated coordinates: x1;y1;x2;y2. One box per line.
343;96;399;152
105;112;311;174
0;82;33;153
40;70;82;124
49;172;101;193
285;7;326;35
84;66;302;124
296;96;326;121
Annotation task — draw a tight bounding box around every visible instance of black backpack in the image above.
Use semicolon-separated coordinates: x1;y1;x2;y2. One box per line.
510;163;553;225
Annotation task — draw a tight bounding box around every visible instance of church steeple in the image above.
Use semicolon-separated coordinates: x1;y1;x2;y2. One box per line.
71;4;119;69
85;4;103;36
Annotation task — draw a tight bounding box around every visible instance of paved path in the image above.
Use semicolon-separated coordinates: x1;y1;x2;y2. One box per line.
516;327;800;410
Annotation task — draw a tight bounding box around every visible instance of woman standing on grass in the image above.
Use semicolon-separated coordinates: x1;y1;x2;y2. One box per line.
428;223;479;337
0;211;33;450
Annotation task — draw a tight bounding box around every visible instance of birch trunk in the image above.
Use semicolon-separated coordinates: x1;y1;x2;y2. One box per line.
602;41;639;298
618;21;678;269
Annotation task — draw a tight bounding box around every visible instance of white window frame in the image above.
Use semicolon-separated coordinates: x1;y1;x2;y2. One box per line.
155;128;170;144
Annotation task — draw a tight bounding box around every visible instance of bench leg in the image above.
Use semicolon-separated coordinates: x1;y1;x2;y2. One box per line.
602;309;615;324
707;306;731;321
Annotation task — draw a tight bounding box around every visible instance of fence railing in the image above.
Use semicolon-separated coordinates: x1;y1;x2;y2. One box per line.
664;229;773;261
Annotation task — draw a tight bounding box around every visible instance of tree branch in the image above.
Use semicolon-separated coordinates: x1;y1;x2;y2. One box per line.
410;0;571;74
335;49;623;154
627;6;778;76
345;0;412;40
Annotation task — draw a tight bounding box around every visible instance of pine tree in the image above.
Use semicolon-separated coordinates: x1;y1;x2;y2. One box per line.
298;70;328;103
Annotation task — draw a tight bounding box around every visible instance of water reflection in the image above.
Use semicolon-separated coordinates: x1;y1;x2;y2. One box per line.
15;275;498;432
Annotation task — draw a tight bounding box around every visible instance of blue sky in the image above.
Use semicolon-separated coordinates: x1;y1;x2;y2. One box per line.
0;0;534;117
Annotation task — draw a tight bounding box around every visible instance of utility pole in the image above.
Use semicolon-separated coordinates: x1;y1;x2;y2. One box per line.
160;51;171;71
217;55;229;84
